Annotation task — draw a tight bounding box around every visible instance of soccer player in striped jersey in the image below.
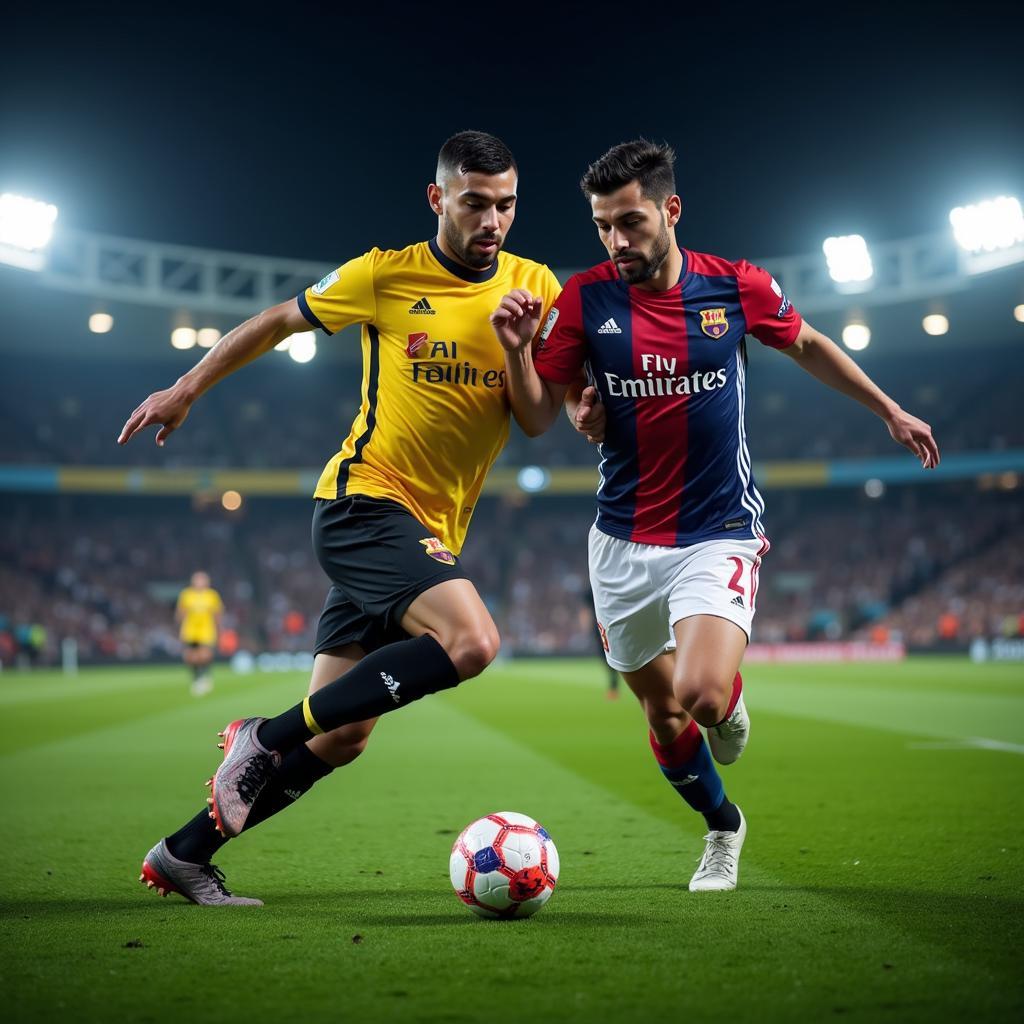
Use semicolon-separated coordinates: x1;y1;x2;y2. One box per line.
491;140;940;892
118;131;570;905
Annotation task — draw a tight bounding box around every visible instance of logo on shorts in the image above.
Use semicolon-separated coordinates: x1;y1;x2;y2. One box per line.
730;594;745;608
699;308;729;339
406;332;429;357
596;620;610;652
420;537;455;565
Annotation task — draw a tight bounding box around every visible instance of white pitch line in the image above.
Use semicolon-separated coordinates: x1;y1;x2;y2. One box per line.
907;737;1024;755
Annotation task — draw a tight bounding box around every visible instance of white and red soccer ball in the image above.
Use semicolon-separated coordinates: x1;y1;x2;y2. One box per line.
449;811;559;919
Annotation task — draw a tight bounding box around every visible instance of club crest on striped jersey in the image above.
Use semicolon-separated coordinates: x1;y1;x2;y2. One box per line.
420;537;455;565
699;308;729;339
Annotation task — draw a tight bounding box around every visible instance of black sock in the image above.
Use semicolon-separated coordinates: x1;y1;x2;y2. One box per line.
703;797;742;833
257;634;460;753
242;743;334;831
166;808;227;864
191;664;201;681
164;744;336;864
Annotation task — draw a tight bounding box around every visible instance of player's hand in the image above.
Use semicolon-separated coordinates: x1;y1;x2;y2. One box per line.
490;289;544;352
117;384;194;447
574;386;606;443
886;408;940;469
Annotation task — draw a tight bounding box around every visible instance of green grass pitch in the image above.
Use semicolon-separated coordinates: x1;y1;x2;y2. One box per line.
2;657;1022;1023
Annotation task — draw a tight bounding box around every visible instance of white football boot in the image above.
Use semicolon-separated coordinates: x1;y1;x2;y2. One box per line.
688;808;747;892
707;694;750;765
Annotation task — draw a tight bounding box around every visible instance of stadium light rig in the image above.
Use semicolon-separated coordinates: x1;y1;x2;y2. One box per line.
950;196;1024;274
841;322;871;351
823;234;873;290
287;331;317;363
0;192;59;271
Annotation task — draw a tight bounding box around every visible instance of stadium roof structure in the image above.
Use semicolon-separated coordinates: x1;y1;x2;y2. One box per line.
20;224;1024;317
0;224;1021;361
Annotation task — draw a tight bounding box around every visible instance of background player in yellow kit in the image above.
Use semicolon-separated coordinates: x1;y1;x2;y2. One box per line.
175;571;223;696
119;131;572;905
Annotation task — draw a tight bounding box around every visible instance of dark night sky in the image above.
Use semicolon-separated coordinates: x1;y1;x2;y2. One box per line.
2;2;1022;269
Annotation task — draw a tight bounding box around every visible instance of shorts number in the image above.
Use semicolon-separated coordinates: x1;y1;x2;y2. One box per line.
727;557;746;597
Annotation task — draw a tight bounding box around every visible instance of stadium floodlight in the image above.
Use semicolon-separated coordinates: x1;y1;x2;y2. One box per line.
274;338;291;351
517;465;550;493
949;196;1024;253
823;234;873;284
1014;304;1024;323
89;313;114;334
171;327;197;350
864;478;885;499
841;323;871;351
922;314;949;336
288;331;316;363
197;327;221;348
0;192;59;271
221;490;243;511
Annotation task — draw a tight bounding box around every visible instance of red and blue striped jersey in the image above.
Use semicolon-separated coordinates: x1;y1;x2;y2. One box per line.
534;249;802;547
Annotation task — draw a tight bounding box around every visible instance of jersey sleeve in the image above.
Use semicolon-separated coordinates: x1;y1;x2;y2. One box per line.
175;590;188;614
297;250;378;336
211;590;224;615
532;275;588;385
736;260;803;349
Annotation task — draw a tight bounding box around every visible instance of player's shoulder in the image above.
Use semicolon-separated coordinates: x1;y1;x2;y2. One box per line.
355;242;424;274
570;260;619;288
499;250;559;282
685;248;759;279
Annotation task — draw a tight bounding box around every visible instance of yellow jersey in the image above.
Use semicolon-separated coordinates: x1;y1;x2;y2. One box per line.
299;238;561;555
177;587;224;646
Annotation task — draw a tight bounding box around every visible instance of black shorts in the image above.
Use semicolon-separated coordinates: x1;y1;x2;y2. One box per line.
312;495;468;655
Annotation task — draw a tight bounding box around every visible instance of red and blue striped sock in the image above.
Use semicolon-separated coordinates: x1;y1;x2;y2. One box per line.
650;722;740;831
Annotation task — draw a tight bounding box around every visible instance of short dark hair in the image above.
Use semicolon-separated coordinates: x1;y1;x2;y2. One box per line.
580;140;676;205
436;131;517;184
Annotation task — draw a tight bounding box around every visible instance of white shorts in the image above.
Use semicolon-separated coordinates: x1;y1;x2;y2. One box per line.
588;524;769;673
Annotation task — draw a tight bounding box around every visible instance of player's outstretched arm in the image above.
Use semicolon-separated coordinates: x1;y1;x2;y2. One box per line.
117;298;311;447
781;321;940;468
490;289;568;437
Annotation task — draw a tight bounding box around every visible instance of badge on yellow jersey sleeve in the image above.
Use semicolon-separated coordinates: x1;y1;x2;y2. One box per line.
298;250;379;335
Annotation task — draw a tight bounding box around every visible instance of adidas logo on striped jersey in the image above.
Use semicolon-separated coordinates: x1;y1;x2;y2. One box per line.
597;317;622;334
409;297;436;315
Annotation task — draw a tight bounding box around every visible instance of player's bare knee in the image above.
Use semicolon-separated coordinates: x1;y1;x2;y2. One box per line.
446;628;500;680
676;674;731;725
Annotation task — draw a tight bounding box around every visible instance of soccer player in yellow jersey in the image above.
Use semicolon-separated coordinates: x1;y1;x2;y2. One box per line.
118;131;572;905
176;571;223;696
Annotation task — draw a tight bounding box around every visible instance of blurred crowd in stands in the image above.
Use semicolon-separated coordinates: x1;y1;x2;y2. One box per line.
2;482;1021;668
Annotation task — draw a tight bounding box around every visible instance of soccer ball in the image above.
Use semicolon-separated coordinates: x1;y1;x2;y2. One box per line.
449;811;559;919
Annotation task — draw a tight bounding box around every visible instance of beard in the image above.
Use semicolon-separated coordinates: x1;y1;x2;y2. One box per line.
615;220;671;284
443;218;502;270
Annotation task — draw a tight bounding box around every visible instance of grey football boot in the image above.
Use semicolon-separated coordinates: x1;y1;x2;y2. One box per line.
139;839;263;906
207;717;281;838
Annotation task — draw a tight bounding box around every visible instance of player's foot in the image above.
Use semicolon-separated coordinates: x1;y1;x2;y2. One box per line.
688;808;746;892
208;717;281;838
139;839;263;906
190;677;213;697
707;693;749;765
